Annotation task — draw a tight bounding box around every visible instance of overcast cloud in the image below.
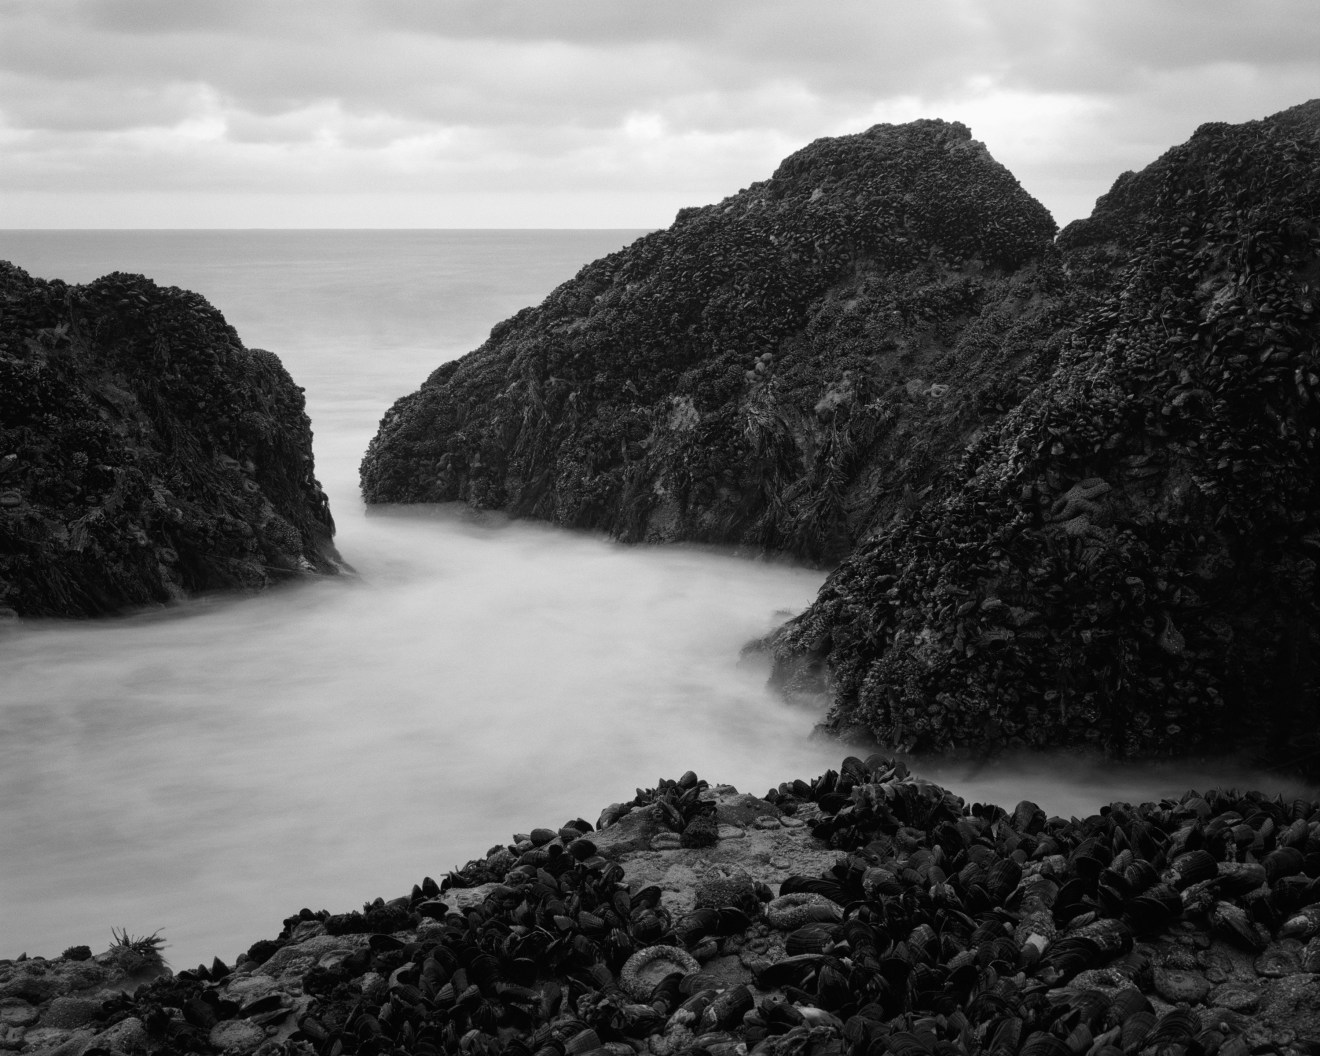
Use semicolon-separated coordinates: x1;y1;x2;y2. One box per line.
1;0;1316;227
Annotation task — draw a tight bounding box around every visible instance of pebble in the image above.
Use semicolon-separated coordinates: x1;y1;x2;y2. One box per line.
716;824;745;840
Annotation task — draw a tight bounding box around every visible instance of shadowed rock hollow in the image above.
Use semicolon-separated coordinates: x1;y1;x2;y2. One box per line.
0;265;342;617
362;104;1320;766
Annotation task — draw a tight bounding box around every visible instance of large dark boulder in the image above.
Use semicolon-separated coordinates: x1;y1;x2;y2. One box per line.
766;101;1320;765
0;265;342;617
360;119;1057;561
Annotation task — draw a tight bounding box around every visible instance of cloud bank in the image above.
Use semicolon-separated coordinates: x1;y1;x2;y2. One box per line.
1;0;1316;227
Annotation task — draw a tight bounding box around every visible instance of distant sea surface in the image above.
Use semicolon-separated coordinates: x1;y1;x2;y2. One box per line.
1;230;1311;970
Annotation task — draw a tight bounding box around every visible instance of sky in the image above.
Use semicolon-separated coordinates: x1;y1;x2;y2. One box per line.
0;0;1317;230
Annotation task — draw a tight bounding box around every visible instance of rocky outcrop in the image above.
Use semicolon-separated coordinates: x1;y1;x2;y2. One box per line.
366;102;1319;764
366;102;1314;765
361;119;1057;561
0;264;342;617
764;101;1320;764
7;761;1320;1055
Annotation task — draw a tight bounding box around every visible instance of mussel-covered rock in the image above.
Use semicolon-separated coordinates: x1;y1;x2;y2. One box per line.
760;100;1320;765
0;265;343;615
362;118;1056;573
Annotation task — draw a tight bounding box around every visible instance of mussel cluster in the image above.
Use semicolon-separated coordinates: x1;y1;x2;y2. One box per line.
612;771;720;849
99;758;1320;1055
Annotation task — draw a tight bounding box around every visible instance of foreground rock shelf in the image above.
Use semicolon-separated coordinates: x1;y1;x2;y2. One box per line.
5;759;1320;1055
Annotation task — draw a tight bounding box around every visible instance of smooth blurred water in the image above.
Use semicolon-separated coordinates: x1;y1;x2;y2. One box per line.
0;231;1313;970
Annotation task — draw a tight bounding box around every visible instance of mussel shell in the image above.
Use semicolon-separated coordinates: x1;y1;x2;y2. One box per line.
1165;849;1217;889
1070;837;1112;879
1210;901;1268;952
1051;876;1093;923
1102;986;1151;1029
1280;903;1320;940
631;885;663;909
1302;936;1320;972
840;756;871;788
1215;861;1267;896
885;1029;938;1056
1018;1029;1072;1056
529;827;557;846
1121;859;1160;893
675;908;721;945
1120;1009;1156;1051
985;859;1023;901
1263;845;1305;882
986;1015;1024;1055
1144;1008;1200;1048
754;953;830;989
698;984;753;1031
815;963;854;1011
562;1028;601;1056
777;875;848;905
1124;884;1182;933
786;923;839;956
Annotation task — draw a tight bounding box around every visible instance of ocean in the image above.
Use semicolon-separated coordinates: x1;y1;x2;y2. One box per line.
0;230;1311;971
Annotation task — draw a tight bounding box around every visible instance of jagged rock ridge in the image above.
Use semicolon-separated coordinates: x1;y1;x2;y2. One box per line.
0;265;342;617
360;119;1057;561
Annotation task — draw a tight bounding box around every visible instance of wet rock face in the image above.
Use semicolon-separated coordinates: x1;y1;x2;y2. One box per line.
360;118;1057;561
0;265;342;617
765;101;1320;764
